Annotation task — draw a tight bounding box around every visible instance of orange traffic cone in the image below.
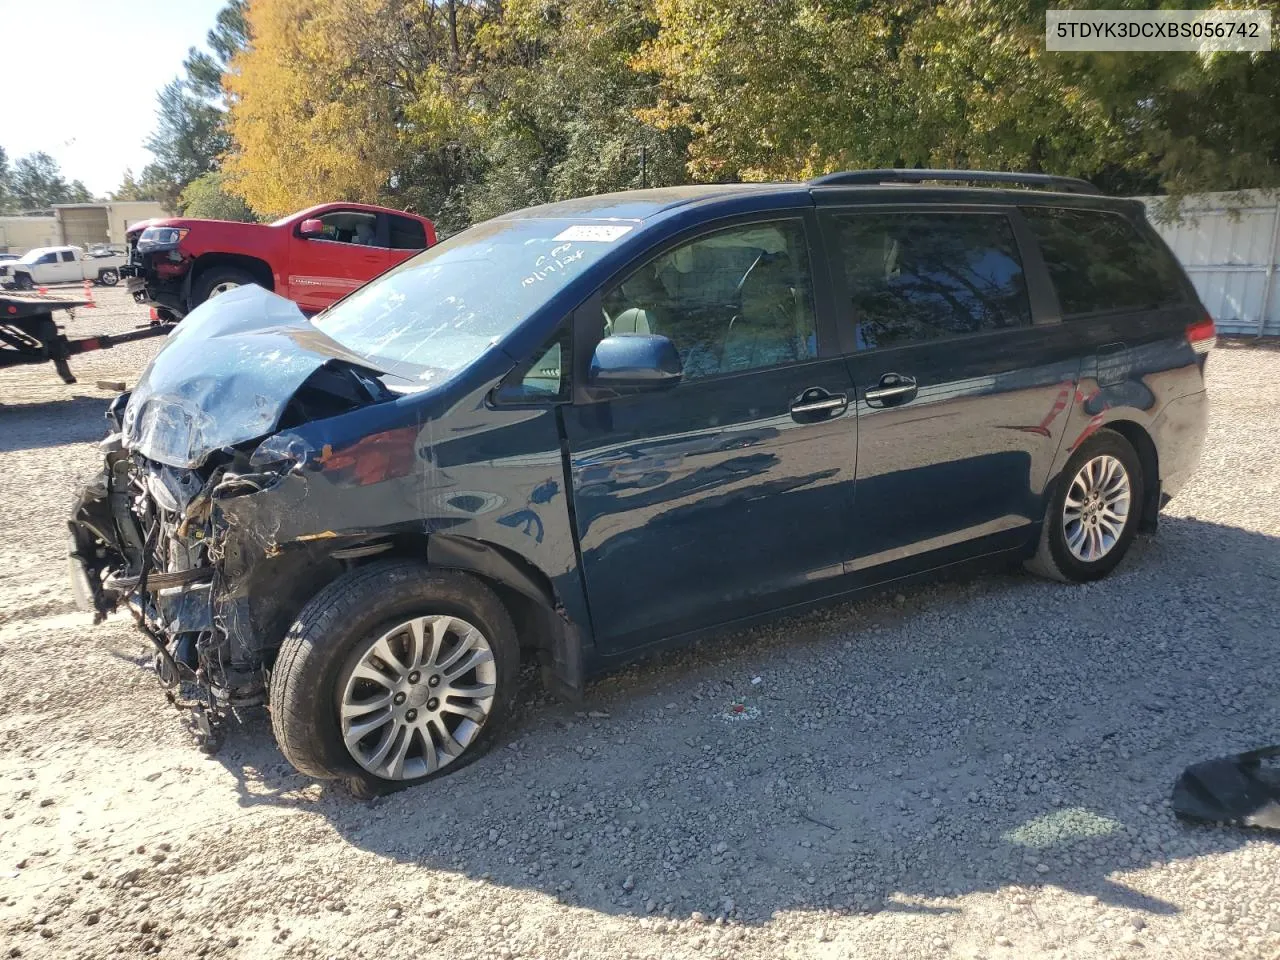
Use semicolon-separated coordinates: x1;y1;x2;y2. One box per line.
81;278;97;308
37;285;48;295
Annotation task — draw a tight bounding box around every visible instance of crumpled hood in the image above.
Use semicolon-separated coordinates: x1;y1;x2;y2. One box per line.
123;285;385;468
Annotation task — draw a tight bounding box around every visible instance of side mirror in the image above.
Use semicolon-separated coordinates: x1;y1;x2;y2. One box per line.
588;334;682;392
299;218;325;238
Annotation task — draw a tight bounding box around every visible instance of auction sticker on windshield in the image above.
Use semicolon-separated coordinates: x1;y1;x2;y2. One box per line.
553;225;634;242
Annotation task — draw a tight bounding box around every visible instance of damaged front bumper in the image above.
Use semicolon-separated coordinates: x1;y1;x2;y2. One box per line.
121;246;192;316
67;287;426;750
67;432;353;750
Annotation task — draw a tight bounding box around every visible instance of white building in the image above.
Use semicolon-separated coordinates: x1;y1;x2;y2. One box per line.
52;201;170;248
1140;190;1280;337
0;215;59;255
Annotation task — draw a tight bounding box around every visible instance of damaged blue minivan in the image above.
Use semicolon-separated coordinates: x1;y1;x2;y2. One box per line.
69;171;1212;794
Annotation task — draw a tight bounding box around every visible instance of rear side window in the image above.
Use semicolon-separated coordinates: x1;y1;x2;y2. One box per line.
60;250;76;262
1021;207;1185;317
389;215;428;250
827;213;1032;350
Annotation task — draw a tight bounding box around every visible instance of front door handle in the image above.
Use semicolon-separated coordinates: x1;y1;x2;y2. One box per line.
790;387;849;421
864;373;918;407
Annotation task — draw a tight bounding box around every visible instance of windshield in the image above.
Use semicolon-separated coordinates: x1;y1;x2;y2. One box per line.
18;250;46;264
311;218;629;382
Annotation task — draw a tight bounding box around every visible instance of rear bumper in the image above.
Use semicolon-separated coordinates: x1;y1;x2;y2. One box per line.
1151;390;1209;501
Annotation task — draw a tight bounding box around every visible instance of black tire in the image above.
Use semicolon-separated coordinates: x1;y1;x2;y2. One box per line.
1026;428;1145;583
96;268;120;286
15;272;34;291
190;266;255;308
269;561;520;796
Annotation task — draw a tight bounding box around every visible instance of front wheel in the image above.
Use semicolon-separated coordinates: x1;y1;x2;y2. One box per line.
15;273;34;291
270;561;520;796
1026;429;1145;583
190;266;255;309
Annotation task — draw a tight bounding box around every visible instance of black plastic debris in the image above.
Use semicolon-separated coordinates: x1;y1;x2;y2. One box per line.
1171;746;1280;831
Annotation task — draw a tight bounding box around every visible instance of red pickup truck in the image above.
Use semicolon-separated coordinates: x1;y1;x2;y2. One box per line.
122;202;437;319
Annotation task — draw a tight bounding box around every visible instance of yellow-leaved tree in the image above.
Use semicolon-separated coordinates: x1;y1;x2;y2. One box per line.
223;0;404;217
224;0;504;229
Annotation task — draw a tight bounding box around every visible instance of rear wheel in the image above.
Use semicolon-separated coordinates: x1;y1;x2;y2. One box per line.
1027;429;1145;583
270;561;520;796
191;266;255;308
96;268;120;286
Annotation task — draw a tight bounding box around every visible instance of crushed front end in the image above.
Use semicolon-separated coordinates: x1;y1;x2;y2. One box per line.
67;286;400;750
69;429;268;749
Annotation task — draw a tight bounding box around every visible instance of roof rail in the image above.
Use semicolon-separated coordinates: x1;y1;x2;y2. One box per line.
808;169;1102;196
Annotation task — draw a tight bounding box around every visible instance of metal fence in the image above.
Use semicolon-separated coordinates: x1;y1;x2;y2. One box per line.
1140;191;1280;337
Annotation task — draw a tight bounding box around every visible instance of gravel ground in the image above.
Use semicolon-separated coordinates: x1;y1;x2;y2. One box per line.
1;285;1278;960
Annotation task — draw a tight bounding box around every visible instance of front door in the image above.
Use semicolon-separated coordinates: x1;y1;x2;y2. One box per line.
821;208;1079;574
288;209;391;312
28;251;59;285
562;216;859;654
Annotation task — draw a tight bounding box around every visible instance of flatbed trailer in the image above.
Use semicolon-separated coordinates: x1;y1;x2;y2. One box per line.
0;292;170;384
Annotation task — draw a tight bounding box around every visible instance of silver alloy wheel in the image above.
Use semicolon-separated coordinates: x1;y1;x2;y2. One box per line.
1062;453;1131;563
208;280;240;297
339;615;497;780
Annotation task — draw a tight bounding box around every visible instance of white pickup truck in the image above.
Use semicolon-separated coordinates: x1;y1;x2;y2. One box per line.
0;245;126;290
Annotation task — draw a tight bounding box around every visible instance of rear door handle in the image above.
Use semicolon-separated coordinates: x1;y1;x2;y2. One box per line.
864;373;918;407
790;387;849;421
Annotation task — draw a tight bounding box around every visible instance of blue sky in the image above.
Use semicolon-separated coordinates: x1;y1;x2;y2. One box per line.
1;0;228;196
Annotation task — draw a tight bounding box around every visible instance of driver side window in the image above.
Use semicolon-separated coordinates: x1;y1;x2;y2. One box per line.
315;211;381;247
600;220;817;380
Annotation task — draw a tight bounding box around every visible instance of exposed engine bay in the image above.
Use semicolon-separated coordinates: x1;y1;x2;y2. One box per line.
70;438;247;748
66;287;401;750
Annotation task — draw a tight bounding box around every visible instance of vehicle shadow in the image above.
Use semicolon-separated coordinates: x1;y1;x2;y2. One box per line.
212;514;1279;926
0;395;110;452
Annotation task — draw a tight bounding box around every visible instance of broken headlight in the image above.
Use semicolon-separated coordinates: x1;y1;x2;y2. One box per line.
248;432;319;474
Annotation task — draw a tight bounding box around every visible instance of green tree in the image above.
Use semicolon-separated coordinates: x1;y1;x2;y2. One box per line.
0;146;12;212
458;0;688;222
143;80;231;201
142;1;250;205
110;167;176;206
638;0;1280;196
184;0;250;100
178;171;256;220
221;0;1280;230
64;179;93;203
8;152;93;209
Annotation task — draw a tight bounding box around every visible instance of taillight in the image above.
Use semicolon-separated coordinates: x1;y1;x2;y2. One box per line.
1187;314;1216;355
